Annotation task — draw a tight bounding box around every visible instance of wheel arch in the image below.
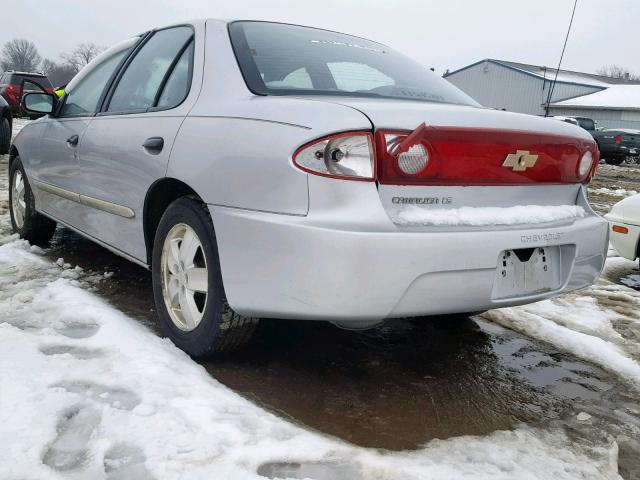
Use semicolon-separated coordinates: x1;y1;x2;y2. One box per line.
8;144;19;168
143;177;206;266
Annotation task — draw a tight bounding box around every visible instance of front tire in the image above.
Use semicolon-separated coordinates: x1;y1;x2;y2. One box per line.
9;157;57;244
152;197;258;357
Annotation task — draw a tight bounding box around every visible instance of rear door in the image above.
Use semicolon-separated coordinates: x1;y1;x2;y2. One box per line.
78;25;200;261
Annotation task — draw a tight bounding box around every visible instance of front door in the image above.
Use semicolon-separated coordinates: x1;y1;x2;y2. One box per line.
32;47;133;227
77;26;197;262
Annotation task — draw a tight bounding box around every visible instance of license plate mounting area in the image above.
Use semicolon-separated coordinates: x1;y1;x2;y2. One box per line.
492;246;563;299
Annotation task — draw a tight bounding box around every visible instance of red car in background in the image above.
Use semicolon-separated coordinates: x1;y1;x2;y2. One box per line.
0;71;54;117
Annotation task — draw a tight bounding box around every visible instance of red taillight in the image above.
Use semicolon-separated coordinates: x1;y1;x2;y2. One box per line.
615;135;623;144
5;84;18;95
292;131;375;181
375;125;598;185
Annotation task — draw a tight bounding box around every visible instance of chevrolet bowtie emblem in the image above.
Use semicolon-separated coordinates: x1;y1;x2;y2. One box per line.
502;150;539;171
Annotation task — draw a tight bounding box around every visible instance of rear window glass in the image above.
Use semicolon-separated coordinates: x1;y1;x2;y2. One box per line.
229;21;478;106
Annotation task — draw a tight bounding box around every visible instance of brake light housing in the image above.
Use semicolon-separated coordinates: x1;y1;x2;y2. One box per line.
375;125;598;185
293;125;598;185
292;131;375;181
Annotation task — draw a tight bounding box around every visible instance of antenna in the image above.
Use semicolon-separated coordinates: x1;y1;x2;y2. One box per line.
544;0;578;117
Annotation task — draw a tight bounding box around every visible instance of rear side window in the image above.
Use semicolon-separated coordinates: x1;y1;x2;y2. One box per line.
60;50;129;117
107;27;193;113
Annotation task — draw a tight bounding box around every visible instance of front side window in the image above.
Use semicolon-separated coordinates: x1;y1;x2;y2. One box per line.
60;49;129;117
229;21;478;106
107;27;193;113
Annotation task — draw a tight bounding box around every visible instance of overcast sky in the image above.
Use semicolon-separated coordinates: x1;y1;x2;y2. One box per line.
2;0;639;76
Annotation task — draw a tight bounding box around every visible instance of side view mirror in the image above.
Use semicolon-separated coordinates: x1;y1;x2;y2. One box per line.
22;92;55;115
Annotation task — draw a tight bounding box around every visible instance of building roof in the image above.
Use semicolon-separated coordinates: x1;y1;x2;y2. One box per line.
550;85;640;110
445;59;640;89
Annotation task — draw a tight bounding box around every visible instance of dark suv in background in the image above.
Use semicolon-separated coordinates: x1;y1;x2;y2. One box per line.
0;71;53;117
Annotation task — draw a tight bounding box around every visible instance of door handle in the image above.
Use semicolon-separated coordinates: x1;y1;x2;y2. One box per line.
67;134;79;146
142;137;164;154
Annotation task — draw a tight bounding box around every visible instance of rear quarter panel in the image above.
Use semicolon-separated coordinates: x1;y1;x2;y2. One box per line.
167;20;372;215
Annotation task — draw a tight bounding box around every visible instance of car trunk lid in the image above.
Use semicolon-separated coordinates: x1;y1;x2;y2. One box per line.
305;96;597;226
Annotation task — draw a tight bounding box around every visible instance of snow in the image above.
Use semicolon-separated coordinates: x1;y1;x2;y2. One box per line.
551;85;640;110
391;204;586;227
591;187;638;198
0;118;627;479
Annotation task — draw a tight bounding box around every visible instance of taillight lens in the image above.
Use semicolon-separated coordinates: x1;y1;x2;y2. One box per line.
376;126;598;185
5;84;18;98
293;132;375;181
385;134;430;175
615;135;623;144
578;151;594;178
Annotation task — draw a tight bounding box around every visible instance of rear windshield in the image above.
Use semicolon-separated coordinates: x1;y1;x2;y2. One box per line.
228;21;478;106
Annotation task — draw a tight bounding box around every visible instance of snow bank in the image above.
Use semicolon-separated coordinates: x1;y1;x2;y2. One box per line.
391;204;586;227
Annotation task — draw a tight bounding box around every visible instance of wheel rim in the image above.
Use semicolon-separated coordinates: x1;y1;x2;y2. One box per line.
160;223;209;332
11;170;26;229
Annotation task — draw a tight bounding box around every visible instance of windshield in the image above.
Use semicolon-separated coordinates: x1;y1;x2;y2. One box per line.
228;21;479;106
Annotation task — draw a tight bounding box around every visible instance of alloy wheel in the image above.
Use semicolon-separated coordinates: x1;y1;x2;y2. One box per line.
11;170;26;229
160;223;209;331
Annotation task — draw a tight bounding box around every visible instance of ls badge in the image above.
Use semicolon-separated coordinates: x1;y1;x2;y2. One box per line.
502;150;539;171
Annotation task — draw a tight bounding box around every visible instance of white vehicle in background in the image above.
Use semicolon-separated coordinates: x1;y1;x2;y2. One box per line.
606;194;640;262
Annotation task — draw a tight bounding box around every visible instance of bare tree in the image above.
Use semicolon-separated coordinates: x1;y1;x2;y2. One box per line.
61;43;106;73
41;58;77;87
596;64;640;81
0;39;42;72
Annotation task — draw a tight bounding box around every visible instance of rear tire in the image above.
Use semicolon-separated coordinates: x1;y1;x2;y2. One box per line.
0;117;10;155
9;157;57;244
152;197;258;357
605;157;624;166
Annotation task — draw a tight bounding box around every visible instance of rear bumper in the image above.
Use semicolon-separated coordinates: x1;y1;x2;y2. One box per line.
210;202;608;324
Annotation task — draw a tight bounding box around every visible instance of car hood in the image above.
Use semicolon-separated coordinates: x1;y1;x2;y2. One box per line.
297;96;594;140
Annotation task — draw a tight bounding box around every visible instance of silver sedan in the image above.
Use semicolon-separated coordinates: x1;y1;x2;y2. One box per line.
11;20;608;356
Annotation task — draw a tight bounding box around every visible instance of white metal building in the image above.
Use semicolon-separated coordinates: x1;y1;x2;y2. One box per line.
444;59;640;125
